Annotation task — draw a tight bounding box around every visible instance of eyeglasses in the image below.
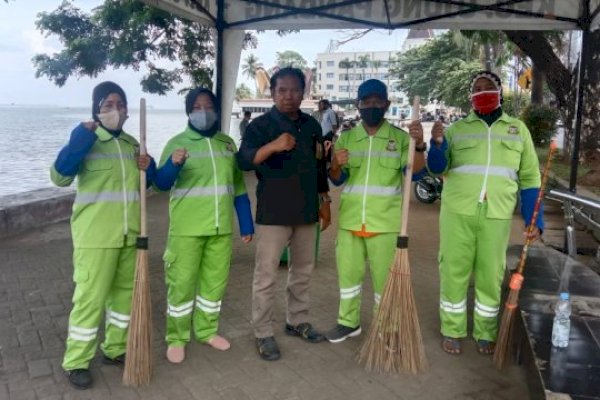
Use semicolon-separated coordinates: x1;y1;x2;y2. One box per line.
99;99;127;112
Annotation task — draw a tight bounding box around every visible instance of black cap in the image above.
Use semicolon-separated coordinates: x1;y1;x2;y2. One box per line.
185;87;219;115
92;81;127;121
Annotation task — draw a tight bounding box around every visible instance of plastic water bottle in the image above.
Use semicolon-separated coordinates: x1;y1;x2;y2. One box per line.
551;292;571;348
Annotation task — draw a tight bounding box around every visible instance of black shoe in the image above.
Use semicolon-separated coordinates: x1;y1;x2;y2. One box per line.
66;369;92;390
285;322;325;343
102;353;125;366
326;324;361;343
256;336;281;361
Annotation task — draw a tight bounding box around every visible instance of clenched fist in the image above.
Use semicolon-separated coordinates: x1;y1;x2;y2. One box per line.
407;120;424;146
270;132;296;153
431;121;445;146
332;148;349;170
171;148;188;166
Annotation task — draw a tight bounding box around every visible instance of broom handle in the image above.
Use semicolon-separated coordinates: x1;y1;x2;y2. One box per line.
514;140;557;275
399;96;419;237
139;98;147;238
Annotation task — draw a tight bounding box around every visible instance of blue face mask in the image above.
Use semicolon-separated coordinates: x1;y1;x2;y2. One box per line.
189;110;217;131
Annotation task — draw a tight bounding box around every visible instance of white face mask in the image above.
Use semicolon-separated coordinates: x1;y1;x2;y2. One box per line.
189;110;217;131
98;109;127;131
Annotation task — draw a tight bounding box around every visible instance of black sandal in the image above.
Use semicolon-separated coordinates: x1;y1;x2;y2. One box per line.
441;336;462;355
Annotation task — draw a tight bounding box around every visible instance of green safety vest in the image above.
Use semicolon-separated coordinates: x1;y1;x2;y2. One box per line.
336;120;409;233
51;127;141;248
157;127;247;236
440;111;541;219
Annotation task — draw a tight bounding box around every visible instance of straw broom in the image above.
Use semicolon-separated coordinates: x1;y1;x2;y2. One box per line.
123;98;153;386
493;140;557;370
358;97;428;374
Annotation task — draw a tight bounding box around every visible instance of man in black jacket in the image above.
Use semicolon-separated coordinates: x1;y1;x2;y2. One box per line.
237;67;331;361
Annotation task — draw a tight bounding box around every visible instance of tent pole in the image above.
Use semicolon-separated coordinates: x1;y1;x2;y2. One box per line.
569;5;591;192
215;0;225;130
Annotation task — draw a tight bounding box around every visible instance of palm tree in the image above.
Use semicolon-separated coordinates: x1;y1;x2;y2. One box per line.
357;54;370;82
372;58;382;80
339;58;352;99
241;54;262;97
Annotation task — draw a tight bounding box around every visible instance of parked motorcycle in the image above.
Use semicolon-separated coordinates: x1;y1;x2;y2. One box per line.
414;172;443;204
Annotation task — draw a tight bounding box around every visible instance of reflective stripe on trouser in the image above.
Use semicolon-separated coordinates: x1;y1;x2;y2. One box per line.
62;246;135;370
439;202;511;341
335;229;397;328
252;224;316;338
164;235;232;346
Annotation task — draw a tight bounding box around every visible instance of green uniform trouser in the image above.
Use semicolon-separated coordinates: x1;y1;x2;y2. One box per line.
335;229;397;328
439;202;512;342
62;246;135;370
163;235;232;347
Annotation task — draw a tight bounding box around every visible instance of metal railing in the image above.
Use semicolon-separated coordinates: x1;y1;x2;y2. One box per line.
546;189;600;257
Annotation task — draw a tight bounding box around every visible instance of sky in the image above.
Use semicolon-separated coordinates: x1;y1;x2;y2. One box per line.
0;0;410;110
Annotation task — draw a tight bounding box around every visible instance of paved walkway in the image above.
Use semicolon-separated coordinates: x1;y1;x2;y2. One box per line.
0;173;533;400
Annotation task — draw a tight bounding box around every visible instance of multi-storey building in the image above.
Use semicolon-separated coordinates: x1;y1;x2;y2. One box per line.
315;29;434;120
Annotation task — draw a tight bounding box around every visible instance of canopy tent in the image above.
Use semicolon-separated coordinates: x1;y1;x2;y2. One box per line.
141;0;600;190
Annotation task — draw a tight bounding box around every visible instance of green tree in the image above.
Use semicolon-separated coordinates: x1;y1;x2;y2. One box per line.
357;54;370;81
275;50;308;70
391;32;481;111
30;0;263;95
338;58;352;99
235;83;253;100
241;54;262;96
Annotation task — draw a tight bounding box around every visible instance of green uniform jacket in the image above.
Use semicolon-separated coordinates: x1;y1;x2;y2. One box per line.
51;127;141;248
157;127;247;236
335;121;409;233
440;112;541;219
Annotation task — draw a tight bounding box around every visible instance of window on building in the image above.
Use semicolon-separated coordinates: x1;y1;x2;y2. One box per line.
326;61;335;67
326;72;335;79
326;84;334;90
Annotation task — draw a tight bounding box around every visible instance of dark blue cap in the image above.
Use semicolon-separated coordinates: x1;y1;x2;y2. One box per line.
357;79;388;101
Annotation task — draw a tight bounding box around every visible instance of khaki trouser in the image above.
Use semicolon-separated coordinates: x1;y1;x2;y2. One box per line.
252;223;317;338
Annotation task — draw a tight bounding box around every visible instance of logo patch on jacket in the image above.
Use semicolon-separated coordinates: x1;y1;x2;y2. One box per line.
226;143;234;152
386;140;397;151
508;125;519;135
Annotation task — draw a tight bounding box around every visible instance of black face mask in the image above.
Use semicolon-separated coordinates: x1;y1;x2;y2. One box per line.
359;107;385;127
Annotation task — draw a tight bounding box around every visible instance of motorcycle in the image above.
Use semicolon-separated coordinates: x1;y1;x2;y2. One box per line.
414;172;443;204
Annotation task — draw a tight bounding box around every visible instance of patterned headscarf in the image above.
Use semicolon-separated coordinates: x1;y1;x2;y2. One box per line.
470;70;503;103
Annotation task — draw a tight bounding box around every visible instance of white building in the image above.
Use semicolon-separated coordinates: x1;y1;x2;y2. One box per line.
314;29;434;121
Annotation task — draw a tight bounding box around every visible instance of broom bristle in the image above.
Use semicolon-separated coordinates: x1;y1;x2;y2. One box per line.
358;249;428;374
123;250;153;386
493;289;519;369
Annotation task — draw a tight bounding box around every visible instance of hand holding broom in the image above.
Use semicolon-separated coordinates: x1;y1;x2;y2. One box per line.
493;140;557;369
357;96;428;374
123;98;153;386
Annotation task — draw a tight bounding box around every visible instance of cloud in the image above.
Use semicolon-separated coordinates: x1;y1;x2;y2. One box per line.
22;29;59;55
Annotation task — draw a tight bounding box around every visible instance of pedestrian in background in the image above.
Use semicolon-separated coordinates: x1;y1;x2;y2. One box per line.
239;110;252;140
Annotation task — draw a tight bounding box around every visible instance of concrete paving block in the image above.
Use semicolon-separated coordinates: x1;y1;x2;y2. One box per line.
217;386;252;400
27;358;53;379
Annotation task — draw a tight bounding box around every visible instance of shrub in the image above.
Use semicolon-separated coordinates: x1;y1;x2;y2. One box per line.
503;92;530;116
520;104;559;146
